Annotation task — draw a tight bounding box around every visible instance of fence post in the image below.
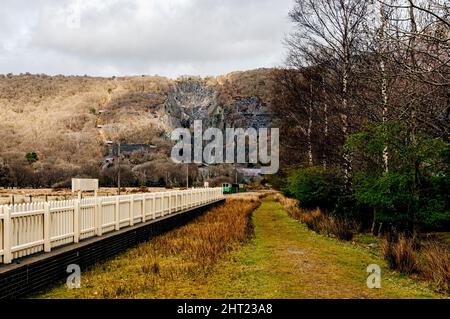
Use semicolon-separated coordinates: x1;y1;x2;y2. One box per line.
174;193;177;213
115;196;120;230
129;195;134;226
142;195;146;223
152;194;156;219
96;198;103;236
168;193;171;215
3;206;12;264
44;202;51;252
74;200;80;243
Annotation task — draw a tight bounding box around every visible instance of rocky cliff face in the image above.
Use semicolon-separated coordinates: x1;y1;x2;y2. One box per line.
161;74;272;132
162;77;221;129
223;96;271;129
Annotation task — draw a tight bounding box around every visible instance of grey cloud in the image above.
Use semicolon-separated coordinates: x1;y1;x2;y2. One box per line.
0;0;293;77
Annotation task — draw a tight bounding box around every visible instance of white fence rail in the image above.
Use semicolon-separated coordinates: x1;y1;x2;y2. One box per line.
0;188;224;264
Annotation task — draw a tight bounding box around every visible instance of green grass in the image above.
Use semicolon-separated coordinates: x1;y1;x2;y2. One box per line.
38;196;445;299
194;196;443;298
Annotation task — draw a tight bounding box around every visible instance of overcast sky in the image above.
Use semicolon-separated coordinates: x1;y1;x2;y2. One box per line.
0;0;293;78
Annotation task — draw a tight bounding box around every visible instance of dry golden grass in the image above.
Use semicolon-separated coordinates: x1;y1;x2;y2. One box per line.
38;196;446;299
152;199;259;267
227;191;273;202
274;193;355;241
419;241;450;294
381;235;418;275
39;198;259;298
381;236;450;295
274;192;302;218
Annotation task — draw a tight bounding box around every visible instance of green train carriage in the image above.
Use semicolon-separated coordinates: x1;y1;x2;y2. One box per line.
222;183;245;194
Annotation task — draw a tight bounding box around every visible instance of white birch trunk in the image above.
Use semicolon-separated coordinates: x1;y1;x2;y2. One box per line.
379;4;389;173
308;82;313;166
323;98;328;169
341;62;351;181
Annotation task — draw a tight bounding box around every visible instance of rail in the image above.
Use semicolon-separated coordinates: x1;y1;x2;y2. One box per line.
0;187;224;264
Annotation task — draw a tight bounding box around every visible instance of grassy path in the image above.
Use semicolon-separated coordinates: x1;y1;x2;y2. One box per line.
40;196;443;299
188;196;441;298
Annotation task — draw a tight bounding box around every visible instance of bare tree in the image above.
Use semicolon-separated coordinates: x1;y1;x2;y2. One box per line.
286;0;371;178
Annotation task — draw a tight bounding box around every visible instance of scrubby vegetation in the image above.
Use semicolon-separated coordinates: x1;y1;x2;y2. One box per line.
285;166;343;211
39;198;259;298
381;235;418;275
271;3;449;296
347;122;450;232
0;70;273;189
39;196;443;299
420;242;450;294
381;236;450;294
275;193;356;241
279;129;449;234
276;186;450;295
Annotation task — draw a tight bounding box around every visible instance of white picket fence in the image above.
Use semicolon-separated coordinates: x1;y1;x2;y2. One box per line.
0;188;224;264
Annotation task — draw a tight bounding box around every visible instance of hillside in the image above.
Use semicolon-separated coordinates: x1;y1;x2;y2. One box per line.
0;69;274;187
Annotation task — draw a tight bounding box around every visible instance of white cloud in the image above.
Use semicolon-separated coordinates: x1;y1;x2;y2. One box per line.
0;0;293;77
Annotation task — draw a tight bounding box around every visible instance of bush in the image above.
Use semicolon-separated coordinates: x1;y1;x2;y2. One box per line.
0;159;14;187
347;122;449;232
382;234;450;294
329;218;355;241
419;242;450;294
286;166;343;211
354;172;416;226
275;193;355;241
333;190;372;225
418;174;450;230
301;209;328;232
267;170;289;191
25;152;39;164
274;193;302;219
353;172;450;232
382;235;417;275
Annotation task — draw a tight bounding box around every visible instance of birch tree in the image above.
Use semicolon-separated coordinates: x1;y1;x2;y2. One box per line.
286;0;370;179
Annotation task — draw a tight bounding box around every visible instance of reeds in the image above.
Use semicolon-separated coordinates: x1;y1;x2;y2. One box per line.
420;241;450;294
381;235;418;275
75;197;260;298
153;198;259;267
274;193;355;241
381;235;450;294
